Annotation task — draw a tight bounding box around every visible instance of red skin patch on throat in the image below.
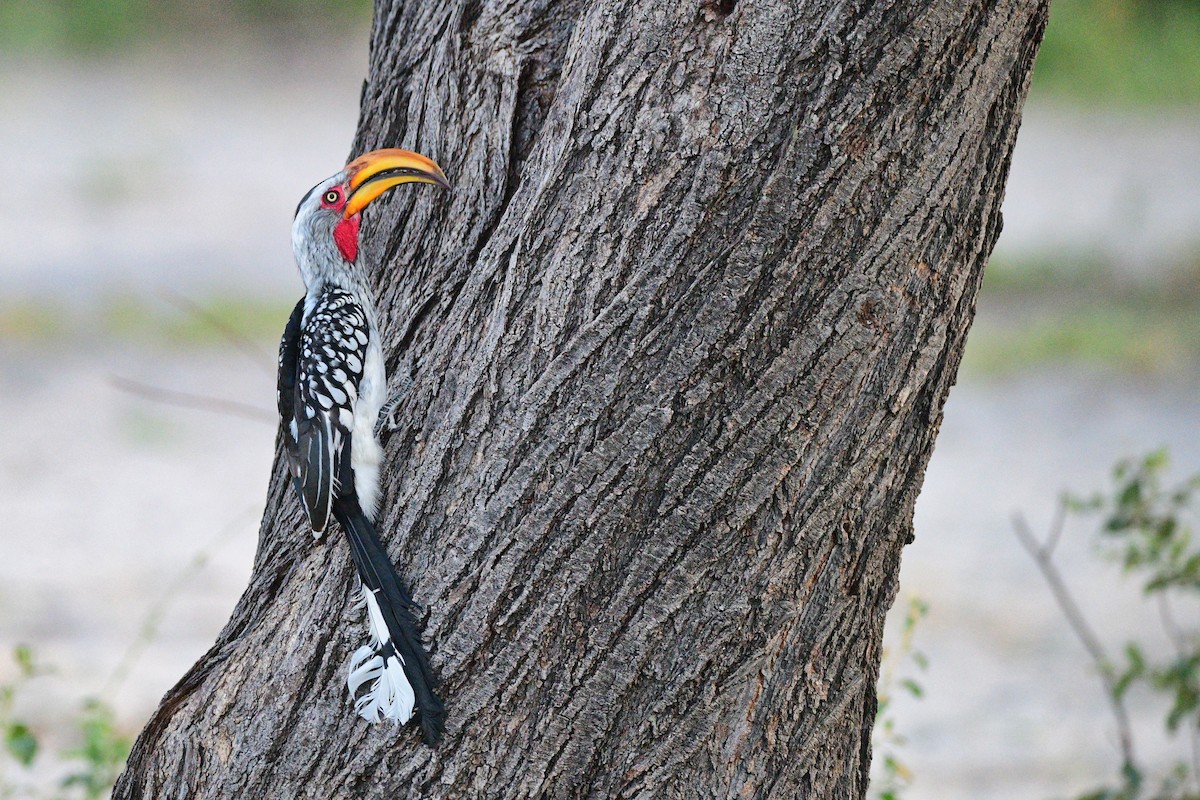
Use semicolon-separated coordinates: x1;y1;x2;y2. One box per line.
334;217;360;262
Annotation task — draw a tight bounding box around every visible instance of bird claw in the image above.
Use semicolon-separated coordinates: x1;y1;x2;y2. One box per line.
374;372;414;439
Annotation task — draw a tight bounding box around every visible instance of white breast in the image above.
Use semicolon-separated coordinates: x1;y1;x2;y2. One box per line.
350;326;385;521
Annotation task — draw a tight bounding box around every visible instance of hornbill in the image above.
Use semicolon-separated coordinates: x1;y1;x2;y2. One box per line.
278;148;449;744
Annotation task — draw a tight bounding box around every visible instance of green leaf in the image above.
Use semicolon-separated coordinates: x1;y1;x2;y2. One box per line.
1113;645;1145;699
58;698;132;800
1119;760;1142;791
1164;686;1198;732
1144;449;1169;471
5;721;39;766
1064;491;1103;513
13;644;35;677
1125;643;1145;672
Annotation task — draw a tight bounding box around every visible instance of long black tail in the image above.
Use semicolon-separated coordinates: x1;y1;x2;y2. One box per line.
333;498;445;745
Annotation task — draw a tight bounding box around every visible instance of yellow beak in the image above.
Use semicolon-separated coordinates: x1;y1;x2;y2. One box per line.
343;148;450;218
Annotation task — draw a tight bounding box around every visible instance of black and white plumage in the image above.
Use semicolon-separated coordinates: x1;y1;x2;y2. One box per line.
286;290;369;533
277;149;449;744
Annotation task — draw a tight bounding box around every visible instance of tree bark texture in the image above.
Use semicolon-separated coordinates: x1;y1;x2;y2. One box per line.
116;1;1047;797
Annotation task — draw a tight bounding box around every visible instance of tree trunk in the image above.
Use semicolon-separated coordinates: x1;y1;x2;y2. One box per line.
115;0;1047;797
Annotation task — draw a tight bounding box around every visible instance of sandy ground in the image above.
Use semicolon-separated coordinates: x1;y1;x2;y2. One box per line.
1;34;1199;799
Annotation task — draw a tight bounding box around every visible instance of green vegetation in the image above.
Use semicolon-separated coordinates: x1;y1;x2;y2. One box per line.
963;257;1200;376
0;648;131;800
2;0;1199;110
0;0;370;52
871;596;929;800
1016;451;1200;800
0;304;68;344
100;293;290;348
1034;0;1200;107
964;300;1200;376
2;647;44;776
0;0;149;52
60;702;131;800
0;294;291;350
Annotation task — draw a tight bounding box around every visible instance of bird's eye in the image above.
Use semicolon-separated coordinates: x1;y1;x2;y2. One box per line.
324;190;340;204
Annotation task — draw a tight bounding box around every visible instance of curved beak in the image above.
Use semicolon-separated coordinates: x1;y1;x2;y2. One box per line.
343;148;450;218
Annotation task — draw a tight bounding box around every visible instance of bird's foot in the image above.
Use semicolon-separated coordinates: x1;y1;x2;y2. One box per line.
375;372;414;439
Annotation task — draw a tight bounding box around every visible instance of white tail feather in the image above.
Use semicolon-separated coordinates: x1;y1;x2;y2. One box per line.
347;588;415;724
347;648;415;724
361;586;391;650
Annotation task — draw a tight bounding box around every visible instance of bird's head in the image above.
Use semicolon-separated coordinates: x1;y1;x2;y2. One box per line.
292;148;449;269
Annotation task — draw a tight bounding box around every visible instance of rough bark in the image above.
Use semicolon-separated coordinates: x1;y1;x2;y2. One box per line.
115;0;1048;797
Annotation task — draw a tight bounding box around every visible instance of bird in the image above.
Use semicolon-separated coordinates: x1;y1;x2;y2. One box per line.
277;148;450;745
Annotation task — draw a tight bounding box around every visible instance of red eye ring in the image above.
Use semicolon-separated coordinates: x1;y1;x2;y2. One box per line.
323;189;340;204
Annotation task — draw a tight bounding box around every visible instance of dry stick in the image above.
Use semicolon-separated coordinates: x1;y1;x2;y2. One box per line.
110;376;274;425
114;291;278;423
1011;511;1138;774
1041;495;1069;558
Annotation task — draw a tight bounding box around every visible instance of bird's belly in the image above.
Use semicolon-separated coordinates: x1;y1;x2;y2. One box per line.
350;336;385;520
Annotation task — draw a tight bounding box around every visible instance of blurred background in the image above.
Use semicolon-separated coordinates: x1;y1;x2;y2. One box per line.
0;2;1197;798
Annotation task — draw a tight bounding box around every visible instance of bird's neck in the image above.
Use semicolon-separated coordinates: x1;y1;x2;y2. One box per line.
303;268;370;299
292;220;372;304
295;243;371;299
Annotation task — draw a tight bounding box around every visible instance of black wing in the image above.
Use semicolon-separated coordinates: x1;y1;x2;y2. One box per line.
283;289;370;533
277;297;305;470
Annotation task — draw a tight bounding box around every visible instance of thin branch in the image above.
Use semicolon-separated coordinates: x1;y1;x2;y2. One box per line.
1012;511;1138;774
1157;593;1189;656
159;290;276;370
1042;496;1069;558
110;376;275;425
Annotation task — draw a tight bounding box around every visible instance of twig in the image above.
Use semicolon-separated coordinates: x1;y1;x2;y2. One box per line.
110;376;274;425
159;290;276;370
1157;593;1189;655
1012;510;1138;774
1042;496;1069;558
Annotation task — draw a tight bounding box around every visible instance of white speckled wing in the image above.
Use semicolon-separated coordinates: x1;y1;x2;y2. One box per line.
291;288;369;533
